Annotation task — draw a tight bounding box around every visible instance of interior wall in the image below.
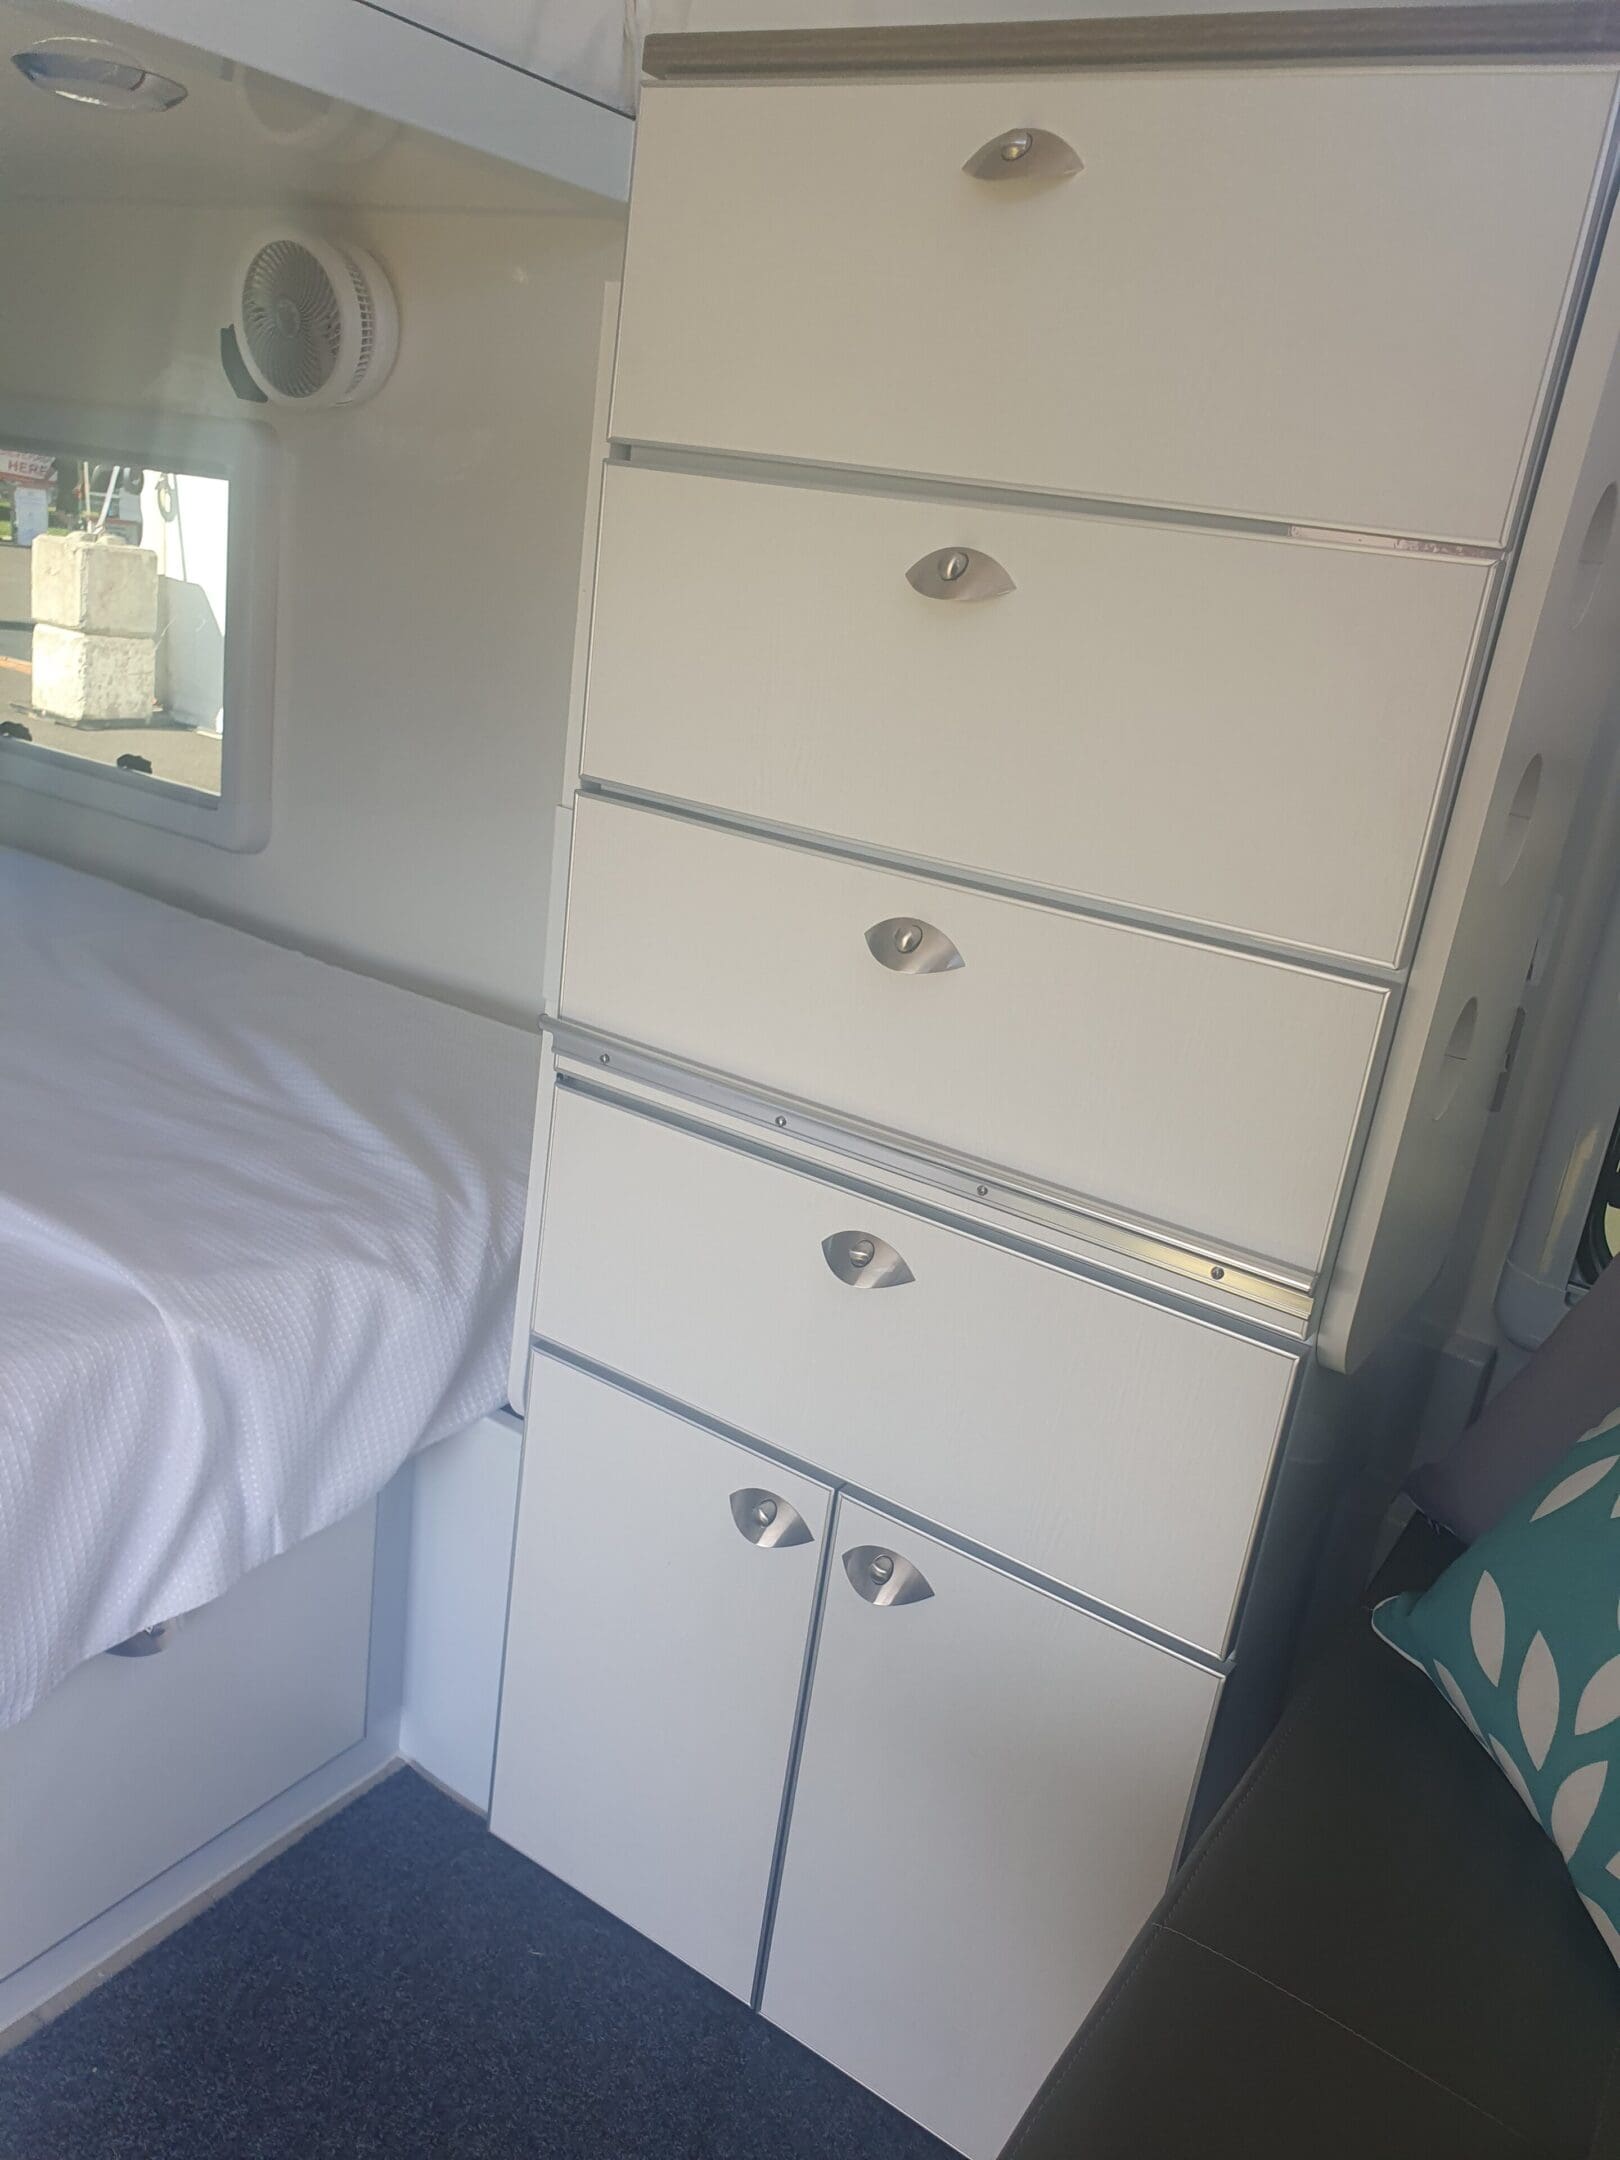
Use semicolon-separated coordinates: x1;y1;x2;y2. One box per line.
0;198;623;1022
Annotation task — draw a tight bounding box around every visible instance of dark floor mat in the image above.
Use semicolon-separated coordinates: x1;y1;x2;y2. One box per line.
0;1768;952;2160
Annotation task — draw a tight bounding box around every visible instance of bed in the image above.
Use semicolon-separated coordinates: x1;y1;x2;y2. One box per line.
0;844;537;1733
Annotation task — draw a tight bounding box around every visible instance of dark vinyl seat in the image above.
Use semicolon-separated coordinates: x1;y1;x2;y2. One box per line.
1001;1521;1620;2160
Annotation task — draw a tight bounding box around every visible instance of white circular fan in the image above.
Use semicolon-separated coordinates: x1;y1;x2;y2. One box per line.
232;234;399;409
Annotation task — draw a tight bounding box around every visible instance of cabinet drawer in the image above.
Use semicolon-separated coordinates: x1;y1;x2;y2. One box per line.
613;72;1614;544
0;1506;373;1983
585;463;1492;966
762;1500;1220;2159
491;1356;829;2001
534;1086;1294;1654
559;797;1387;1273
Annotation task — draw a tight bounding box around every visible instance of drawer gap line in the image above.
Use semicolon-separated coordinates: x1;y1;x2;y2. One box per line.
543;1014;1316;1323
555;1066;1311;1349
616;442;1506;564
576;780;1406;988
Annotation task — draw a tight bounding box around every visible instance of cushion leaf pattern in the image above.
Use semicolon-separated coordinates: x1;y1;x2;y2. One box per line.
1376;1413;1620;1970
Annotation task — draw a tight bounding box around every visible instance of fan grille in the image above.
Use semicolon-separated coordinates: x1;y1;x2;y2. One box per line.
239;239;345;401
337;252;377;400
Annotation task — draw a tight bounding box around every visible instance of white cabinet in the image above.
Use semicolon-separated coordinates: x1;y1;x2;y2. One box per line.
491;1356;830;2002
613;71;1615;541
533;1084;1297;1655
0;1504;374;1983
560;795;1388;1272
490;1367;1219;2158
584;462;1492;966
762;1500;1221;2160
502;28;1620;2151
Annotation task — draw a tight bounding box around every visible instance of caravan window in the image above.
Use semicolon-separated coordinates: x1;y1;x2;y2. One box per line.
0;404;273;850
2;447;228;793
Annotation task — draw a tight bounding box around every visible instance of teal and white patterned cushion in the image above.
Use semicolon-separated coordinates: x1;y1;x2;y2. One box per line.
1375;1406;1620;1967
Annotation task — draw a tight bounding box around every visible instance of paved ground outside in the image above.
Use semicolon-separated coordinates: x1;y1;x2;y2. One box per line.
0;626;222;794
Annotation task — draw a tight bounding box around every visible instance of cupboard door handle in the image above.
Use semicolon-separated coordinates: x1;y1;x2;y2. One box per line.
843;1545;934;1607
865;917;964;974
963;127;1081;184
906;547;1015;603
822;1230;915;1290
106;1618;180;1658
731;1488;814;1549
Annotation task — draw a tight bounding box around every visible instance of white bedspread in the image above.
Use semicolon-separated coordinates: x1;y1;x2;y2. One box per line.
0;848;537;1730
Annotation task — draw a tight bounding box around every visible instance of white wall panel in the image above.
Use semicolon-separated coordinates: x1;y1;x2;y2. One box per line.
0;200;623;1020
398;1416;522;1812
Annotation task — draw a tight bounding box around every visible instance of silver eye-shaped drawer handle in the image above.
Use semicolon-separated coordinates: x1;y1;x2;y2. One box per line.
107;1616;181;1658
843;1545;934;1607
906;548;1015;603
822;1230;915;1290
865;917;964;974
963;127;1082;184
731;1488;814;1549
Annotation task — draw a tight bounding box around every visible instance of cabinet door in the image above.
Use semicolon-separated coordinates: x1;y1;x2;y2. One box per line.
491;1355;831;2002
613;72;1615;543
762;1502;1220;2160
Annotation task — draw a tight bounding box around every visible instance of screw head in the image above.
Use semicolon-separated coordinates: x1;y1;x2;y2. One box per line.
1000;131;1033;162
846;1236;876;1269
894;922;924;955
753;1499;778;1528
869;1552;895;1585
938;549;971;583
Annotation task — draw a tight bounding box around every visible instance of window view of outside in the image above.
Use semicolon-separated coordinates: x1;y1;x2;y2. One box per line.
0;446;228;795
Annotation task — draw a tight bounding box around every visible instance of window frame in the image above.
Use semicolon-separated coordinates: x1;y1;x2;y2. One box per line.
0;396;277;852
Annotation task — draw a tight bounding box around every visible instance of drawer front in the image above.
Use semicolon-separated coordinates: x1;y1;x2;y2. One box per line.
492;1355;829;2001
0;1506;374;1982
762;1499;1221;2159
534;1086;1295;1654
613;72;1615;544
585;463;1492;966
559;797;1387;1272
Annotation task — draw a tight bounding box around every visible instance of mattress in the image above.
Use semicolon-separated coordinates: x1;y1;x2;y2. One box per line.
0;847;537;1730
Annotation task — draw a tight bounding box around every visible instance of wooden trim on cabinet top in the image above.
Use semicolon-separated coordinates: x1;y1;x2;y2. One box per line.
642;5;1620;82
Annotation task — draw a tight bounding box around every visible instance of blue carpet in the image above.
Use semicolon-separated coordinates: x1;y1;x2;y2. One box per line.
0;1768;954;2159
